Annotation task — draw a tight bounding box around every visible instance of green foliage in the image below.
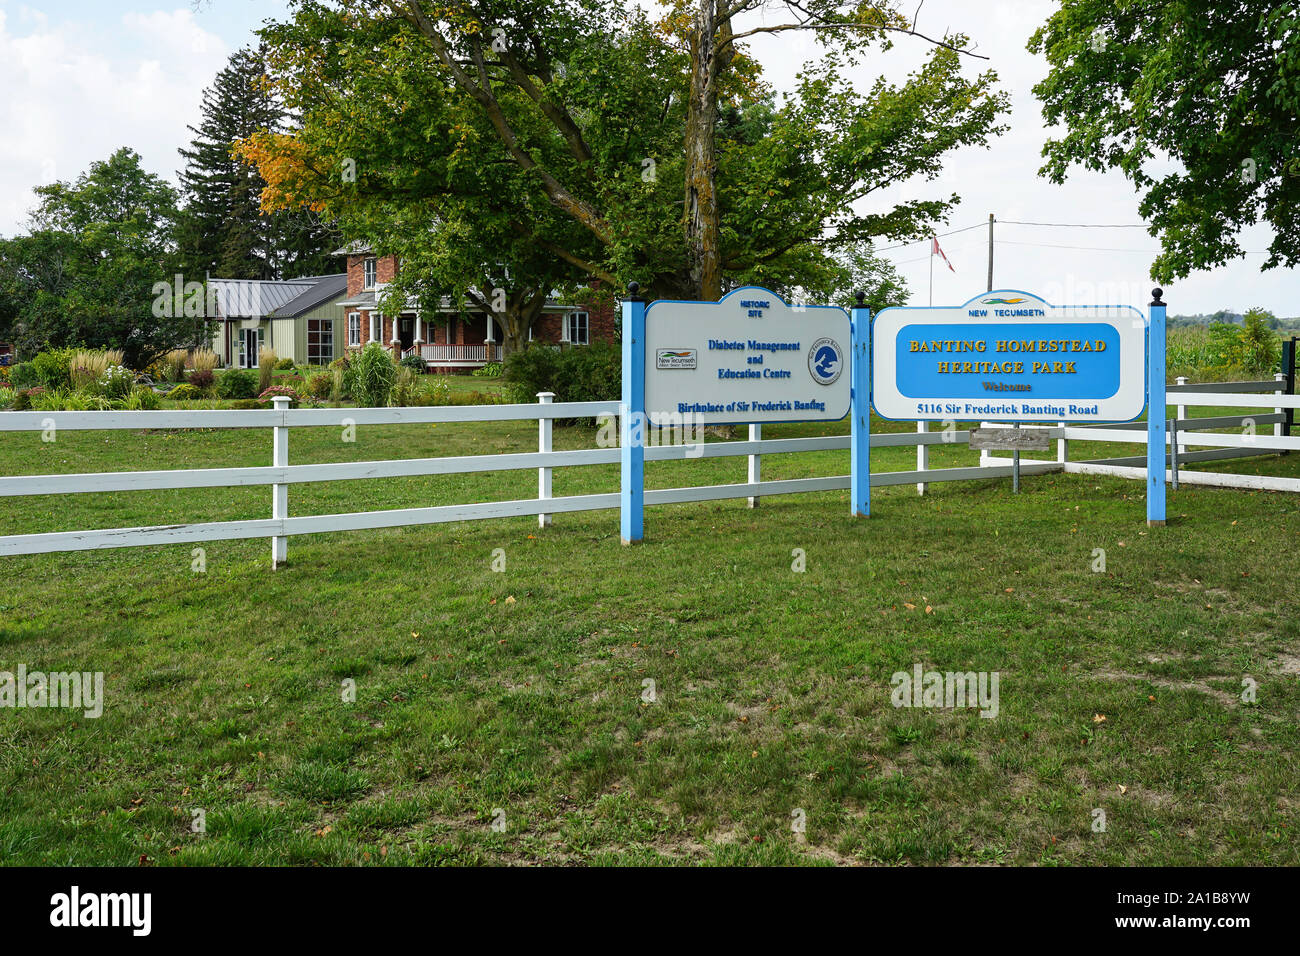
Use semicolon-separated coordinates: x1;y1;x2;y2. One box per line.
502;344;561;404
216;369;258;400
166;384;202;401
503;342;621;417
254;1;989;310
352;342;398;407
0;148;200;368
176;47;341;281
274;357;296;370
30;349;76;390
1241;308;1281;375
473;361;503;378
399;353;427;374
123;385;162;411
8;362;39;390
1029;1;1300;282
305;371;333;400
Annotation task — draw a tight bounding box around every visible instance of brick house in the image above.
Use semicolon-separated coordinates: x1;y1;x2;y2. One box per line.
333;244;617;372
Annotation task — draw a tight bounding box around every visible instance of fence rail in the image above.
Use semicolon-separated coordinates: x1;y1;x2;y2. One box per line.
2;376;1296;562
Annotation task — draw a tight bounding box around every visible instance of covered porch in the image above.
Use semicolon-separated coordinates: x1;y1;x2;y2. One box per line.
395;310;500;370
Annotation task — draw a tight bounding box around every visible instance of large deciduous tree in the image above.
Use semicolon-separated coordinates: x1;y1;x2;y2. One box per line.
1029;1;1300;282
0;148;196;367
243;0;1003;306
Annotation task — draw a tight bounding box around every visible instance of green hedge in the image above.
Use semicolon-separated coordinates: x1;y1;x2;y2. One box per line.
502;343;620;410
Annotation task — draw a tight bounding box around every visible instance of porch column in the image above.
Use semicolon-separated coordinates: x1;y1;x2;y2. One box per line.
368;313;377;343
414;310;423;346
486;314;495;343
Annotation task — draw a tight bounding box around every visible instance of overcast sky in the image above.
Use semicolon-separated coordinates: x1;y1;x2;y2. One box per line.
2;0;1295;315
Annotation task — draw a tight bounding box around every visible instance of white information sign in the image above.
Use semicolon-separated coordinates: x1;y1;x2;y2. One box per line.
644;286;851;426
872;290;1147;423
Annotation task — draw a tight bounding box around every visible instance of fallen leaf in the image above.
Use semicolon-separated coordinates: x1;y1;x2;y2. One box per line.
1093;714;1107;724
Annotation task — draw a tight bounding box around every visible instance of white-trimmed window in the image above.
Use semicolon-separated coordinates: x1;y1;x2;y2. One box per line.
363;257;377;290
348;312;361;348
565;311;589;345
308;318;334;365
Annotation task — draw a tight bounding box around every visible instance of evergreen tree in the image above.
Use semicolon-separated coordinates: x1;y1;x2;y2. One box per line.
176;47;340;281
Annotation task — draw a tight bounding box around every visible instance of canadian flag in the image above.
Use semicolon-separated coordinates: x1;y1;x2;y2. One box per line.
932;237;955;272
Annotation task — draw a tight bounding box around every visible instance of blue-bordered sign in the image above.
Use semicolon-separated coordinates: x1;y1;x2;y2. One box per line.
871;290;1146;423
643;286;850;426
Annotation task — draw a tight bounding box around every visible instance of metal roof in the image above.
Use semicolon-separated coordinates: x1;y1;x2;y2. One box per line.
268;274;349;318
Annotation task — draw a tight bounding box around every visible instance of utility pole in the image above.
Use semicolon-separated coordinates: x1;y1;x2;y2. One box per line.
986;213;994;292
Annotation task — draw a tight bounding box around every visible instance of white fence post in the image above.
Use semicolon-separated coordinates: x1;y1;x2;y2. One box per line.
538;391;555;527
916;420;928;495
1057;420;1067;464
1276;373;1286;438
1175;377;1187;455
271;396;290;569
748;423;761;508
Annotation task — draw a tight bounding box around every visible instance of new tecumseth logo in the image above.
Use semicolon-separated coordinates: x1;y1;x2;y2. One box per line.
807;337;842;385
50;886;151;936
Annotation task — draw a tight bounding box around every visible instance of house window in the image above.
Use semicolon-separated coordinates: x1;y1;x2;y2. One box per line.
363;257;377;289
566;311;589;345
238;327;264;369
348;312;361;348
308;318;334;365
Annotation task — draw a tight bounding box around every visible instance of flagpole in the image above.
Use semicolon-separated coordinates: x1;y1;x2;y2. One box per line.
928;237;934;307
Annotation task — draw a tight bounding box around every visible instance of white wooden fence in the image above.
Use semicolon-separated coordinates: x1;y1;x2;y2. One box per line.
981;378;1300;493
0;393;1049;565
1;379;1295;565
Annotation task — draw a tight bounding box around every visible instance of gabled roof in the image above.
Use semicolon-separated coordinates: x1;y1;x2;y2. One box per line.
269;274;349;318
331;241;374;256
208;274;348;319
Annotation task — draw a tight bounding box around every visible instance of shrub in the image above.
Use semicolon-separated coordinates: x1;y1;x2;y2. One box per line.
503;342;620;419
30;348;76;390
473;361;503;378
99;364;135;401
399;352;426;374
502;344;561;403
305;372;332;400
352;342;397;407
166;383;202;401
123;385;161;410
9;362;40;390
216;369;258;399
258;385;302;407
189;367;216;391
13;386;44;410
275;357;296;370
229;398;264;409
258;346;277;393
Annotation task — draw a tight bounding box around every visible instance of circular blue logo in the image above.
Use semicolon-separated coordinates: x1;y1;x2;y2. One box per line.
808;337;843;385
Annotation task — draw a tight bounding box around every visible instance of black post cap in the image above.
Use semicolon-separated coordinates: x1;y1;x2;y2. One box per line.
854;291;866;306
626;281;645;302
1150;287;1165;306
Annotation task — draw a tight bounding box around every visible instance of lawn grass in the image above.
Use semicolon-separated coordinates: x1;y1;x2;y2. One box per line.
0;386;1297;866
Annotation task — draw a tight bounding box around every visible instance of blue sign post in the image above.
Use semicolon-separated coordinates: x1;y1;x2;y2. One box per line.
620;283;647;544
850;293;872;517
1146;288;1167;526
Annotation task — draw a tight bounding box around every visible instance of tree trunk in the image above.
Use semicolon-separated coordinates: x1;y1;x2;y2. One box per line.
684;0;731;302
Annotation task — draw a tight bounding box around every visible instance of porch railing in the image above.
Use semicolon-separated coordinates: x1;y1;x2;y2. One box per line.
413;343;491;364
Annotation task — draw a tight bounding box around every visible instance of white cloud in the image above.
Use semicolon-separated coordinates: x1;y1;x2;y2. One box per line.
0;7;228;233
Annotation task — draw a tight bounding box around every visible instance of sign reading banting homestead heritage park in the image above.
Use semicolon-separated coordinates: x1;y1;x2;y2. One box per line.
643;287;851;426
871;290;1146;423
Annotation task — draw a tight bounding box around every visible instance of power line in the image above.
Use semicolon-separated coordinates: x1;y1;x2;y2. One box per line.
998;219;1149;228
